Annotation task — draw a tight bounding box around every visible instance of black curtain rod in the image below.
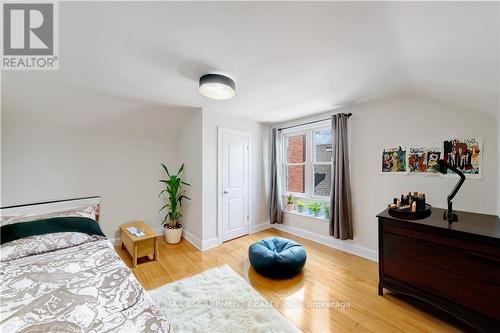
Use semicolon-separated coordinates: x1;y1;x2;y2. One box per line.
278;113;351;131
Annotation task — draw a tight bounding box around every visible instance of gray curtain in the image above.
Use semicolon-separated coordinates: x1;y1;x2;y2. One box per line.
330;113;353;239
270;128;283;224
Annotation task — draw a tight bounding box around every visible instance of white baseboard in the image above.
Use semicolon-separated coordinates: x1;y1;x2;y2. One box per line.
250;221;272;233
114;222;377;261
182;229;203;250
201;237;219;251
182;230;219;252
272;224;378;262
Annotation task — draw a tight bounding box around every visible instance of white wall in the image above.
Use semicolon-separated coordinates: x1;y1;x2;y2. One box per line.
201;110;270;246
179;110;203;242
1;95;200;238
2;106;269;246
275;94;499;253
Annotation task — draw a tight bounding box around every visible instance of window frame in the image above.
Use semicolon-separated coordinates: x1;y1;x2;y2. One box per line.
281;120;332;200
312;127;333;198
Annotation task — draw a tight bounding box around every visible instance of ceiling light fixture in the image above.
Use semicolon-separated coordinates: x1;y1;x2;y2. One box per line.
199;74;236;100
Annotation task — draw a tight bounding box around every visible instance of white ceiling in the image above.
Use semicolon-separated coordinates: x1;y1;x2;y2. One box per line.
2;1;499;124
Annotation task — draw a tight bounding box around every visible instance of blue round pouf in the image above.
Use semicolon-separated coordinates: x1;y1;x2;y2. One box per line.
249;237;307;279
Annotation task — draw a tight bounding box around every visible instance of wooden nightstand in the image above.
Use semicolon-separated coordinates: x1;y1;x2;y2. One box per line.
119;221;159;268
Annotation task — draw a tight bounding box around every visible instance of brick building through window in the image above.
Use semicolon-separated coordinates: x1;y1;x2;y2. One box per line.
287;134;306;192
283;123;332;198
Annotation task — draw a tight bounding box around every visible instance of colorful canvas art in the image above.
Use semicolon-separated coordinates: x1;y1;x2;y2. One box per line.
408;148;426;173
443;138;482;176
408;148;441;173
382;146;406;173
425;150;441;173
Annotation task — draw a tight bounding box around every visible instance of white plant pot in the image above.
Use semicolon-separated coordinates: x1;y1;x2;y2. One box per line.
164;225;183;244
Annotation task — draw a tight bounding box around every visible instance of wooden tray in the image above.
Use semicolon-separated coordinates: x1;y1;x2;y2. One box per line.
388;204;432;220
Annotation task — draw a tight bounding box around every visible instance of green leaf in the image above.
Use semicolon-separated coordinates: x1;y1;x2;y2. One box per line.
159;203;170;212
161;164;171;177
177;163;184;176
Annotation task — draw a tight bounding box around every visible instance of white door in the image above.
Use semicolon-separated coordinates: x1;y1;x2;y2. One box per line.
220;128;250;242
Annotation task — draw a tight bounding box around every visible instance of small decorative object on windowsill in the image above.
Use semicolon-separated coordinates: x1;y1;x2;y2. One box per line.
284;194;295;211
308;202;322;217
388;192;432;220
296;200;306;213
322;202;330;219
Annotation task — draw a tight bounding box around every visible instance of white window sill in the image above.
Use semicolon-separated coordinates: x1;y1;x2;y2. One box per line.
283;193;330;201
284;210;329;222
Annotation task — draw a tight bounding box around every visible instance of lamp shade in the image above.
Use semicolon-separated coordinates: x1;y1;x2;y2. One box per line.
199;74;236;100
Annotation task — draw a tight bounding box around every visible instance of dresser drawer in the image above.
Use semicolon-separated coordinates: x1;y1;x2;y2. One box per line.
384;249;500;319
383;231;500;285
382;219;500;258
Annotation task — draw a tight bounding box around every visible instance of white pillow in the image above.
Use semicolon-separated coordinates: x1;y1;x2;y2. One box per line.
1;204;99;227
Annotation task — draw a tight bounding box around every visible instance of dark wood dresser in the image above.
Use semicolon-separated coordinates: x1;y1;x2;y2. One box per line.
377;208;500;333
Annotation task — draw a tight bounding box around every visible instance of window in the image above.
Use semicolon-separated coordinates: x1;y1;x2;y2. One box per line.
285;133;306;193
282;122;332;198
313;129;332;196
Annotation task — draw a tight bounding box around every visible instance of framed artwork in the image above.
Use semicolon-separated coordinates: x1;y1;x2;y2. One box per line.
382;146;406;173
408;147;441;174
408;148;426;173
443;138;482;178
425;149;441;173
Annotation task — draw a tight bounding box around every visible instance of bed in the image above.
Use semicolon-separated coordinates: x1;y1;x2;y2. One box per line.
0;197;173;333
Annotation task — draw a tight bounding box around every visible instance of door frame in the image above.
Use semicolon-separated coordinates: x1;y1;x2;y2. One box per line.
217;127;251;244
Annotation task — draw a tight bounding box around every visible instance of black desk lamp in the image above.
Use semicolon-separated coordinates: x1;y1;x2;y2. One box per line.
434;159;466;224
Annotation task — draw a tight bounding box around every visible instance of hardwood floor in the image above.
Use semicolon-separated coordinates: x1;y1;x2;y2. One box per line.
115;228;467;333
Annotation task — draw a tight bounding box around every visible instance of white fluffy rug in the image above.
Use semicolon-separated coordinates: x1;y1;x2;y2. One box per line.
149;265;300;333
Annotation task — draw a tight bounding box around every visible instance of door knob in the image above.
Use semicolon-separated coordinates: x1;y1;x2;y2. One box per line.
223;190;229;194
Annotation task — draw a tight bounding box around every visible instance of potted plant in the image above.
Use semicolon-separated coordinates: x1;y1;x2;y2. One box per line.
296;200;306;213
159;163;191;244
284;194;295;211
308;201;322;217
322;202;330;219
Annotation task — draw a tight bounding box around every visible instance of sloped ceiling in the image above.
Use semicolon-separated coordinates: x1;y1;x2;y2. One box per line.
2;2;499;124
